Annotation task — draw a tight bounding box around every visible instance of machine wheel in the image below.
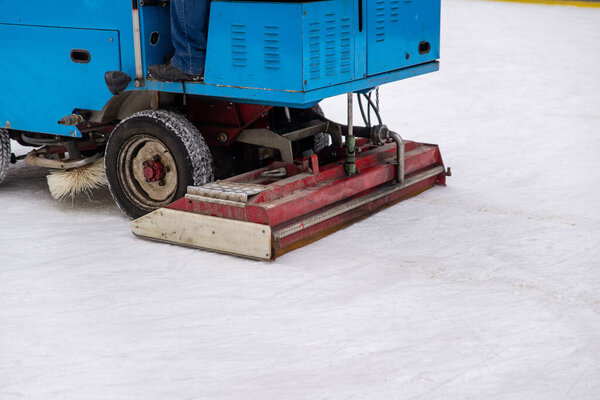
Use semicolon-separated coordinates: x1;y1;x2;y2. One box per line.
0;129;10;184
105;110;213;218
312;104;325;117
295;104;329;153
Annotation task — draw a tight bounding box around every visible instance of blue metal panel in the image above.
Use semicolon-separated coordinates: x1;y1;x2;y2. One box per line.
0;0;129;30
205;1;304;91
0;0;136;82
366;0;440;75
139;5;173;75
0;25;121;136
204;0;368;92
301;0;356;90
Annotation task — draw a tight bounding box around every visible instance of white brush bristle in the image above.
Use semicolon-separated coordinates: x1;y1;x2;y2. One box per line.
47;158;108;200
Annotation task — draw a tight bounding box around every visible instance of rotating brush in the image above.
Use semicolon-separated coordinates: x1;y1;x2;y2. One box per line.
47;157;107;200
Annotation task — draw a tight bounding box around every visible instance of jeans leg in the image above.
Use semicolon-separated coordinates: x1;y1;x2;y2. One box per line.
170;0;211;75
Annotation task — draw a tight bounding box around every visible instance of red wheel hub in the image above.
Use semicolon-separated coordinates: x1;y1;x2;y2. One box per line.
143;160;166;182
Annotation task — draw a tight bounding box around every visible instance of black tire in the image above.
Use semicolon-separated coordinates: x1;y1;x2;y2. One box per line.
311;104;325;118
301;105;329;152
105;110;213;218
0;129;10;184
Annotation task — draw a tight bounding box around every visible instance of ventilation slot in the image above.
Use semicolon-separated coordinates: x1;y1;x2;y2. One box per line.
264;26;281;70
309;22;321;80
324;13;337;77
391;0;400;23
375;0;386;42
231;24;247;68
340;17;351;74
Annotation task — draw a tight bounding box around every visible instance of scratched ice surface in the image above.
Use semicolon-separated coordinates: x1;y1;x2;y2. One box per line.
1;1;599;398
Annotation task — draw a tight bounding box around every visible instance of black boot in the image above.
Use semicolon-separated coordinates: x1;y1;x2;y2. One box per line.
148;62;203;82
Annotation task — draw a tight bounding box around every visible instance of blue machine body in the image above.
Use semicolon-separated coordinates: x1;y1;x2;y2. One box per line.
0;0;440;137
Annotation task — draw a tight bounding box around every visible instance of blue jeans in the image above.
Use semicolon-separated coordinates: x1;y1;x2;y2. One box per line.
170;0;211;75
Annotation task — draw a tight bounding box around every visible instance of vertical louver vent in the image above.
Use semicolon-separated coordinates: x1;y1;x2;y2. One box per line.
391;0;401;23
324;13;337;77
264;26;281;70
340;17;351;74
374;0;403;43
231;24;247;67
309;21;321;80
375;0;385;42
307;11;353;82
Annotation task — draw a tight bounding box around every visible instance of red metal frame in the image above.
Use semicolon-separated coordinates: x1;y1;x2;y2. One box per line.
186;98;272;146
167;138;446;257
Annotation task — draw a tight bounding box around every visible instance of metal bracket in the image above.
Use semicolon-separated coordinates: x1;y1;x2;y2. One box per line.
24;150;101;170
235;128;294;163
281;120;329;142
131;1;145;86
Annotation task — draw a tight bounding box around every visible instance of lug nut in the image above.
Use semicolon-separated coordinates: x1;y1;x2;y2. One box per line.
158;180;166;186
153;154;161;161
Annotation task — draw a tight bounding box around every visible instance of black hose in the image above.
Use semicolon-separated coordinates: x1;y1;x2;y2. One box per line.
356;91;384;128
363;92;383;126
357;94;370;127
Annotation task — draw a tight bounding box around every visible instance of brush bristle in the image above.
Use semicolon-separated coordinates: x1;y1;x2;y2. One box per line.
47;158;108;200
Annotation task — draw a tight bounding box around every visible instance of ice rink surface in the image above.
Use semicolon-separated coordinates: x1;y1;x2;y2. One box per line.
1;0;600;398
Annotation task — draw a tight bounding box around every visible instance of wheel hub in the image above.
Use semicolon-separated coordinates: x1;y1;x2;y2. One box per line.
143;159;166;182
117;135;179;209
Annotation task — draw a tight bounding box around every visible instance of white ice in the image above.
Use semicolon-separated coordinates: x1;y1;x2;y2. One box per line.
1;1;599;398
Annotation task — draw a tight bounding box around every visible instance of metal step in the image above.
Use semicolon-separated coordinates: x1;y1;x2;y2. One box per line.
186;181;269;206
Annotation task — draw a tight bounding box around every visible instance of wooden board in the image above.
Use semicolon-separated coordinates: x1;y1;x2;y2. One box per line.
131;208;272;260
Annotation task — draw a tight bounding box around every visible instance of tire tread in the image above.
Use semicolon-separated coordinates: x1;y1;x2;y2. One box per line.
106;110;213;218
0;129;11;184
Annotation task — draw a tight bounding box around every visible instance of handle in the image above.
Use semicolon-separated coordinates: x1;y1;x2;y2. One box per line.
139;0;170;6
358;0;363;32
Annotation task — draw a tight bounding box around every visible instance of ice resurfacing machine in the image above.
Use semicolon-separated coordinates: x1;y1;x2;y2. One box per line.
0;0;447;259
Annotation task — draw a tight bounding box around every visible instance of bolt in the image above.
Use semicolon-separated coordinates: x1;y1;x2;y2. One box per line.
158;180;166;186
153;154;161;161
217;132;228;144
164;166;170;172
